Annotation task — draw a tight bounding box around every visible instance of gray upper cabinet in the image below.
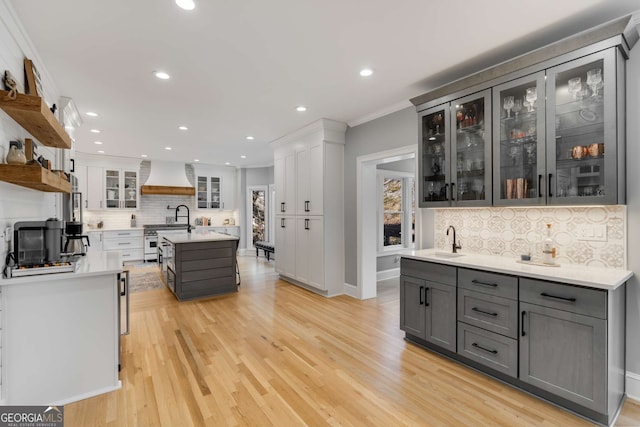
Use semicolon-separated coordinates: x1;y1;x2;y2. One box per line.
546;48;623;205
418;89;492;208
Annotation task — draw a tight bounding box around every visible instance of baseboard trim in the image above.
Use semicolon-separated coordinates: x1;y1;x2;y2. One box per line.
626;371;640;401
377;268;399;281
343;282;359;299
51;381;122;406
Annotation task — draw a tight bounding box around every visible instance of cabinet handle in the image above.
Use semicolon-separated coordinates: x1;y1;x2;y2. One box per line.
304;219;310;230
70;158;75;173
471;279;497;287
471;307;498;317
472;342;498;355
305;201;310;212
444;183;449;201
281;218;285;228
85;200;88;209
540;292;576;302
521;311;526;337
281;202;285;213
100;200;103;208
118;242;131;245
548;173;553;197
424;287;430;306
451;182;456;201
538;175;543;198
419;285;424;305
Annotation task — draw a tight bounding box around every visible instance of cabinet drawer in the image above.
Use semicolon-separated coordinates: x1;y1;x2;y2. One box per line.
458;289;518;339
104;248;143;261
103;230;143;239
458;268;517;299
400;259;456;286
103;237;143;250
520;278;606;319
457;322;518;378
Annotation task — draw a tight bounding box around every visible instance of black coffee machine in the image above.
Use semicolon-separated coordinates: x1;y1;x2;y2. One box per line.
64;191;90;255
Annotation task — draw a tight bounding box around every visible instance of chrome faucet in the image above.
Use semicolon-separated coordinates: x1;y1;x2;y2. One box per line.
446;225;462;253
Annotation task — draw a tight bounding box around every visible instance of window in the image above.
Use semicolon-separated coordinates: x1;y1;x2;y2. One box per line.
379;172;415;251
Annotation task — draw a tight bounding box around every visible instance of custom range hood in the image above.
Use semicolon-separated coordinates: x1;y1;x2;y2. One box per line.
140;160;195;196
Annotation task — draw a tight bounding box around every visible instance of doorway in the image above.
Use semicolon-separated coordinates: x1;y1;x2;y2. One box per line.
356;145;418;299
246;185;269;250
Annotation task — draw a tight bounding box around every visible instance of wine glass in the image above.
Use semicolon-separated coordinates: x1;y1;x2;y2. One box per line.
524;143;536;164
509;146;520;165
586;68;602;97
523;96;531;112
568;77;582;100
525;87;537;112
432;113;443;135
503;96;514;118
512;99;523;120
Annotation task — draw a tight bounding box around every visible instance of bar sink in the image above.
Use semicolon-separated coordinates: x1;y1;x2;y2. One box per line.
434;252;465;258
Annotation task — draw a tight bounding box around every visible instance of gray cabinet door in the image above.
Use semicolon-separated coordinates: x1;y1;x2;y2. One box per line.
520;302;606;412
400;275;426;339
425;280;456;352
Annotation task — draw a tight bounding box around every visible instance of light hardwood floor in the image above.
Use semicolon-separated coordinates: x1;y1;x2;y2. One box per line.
67;256;640;426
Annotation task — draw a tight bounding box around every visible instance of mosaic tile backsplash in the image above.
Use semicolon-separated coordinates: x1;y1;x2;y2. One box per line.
434;206;626;269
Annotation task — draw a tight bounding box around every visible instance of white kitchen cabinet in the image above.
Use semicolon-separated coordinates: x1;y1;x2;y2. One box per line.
274;151;295;214
104;168;138;209
86;231;103;253
273;119;346;296
194;165;236;210
102;229;143;262
75;164;104;210
274;216;296;278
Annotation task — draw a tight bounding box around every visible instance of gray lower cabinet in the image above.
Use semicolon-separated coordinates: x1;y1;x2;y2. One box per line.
520;301;606;412
400;259;456;352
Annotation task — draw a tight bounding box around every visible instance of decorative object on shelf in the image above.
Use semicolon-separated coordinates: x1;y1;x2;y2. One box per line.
503;96;514;118
432;113;443;135
23;58;43;97
588;143;604;157
3;70;18;100
525;87;537;111
513;98;523;120
24;138;37;161
49;103;57;115
6;140;26;165
37;154;50;169
571;145;587;160
579;108;597;122
568;77;582;99
131;214;136;228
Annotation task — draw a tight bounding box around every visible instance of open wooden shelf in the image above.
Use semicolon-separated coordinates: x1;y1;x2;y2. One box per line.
0;91;72;149
0;164;71;193
140;185;195;196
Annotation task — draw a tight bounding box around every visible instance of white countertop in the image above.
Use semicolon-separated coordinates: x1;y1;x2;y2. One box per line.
403;249;632;290
1;251;123;285
85;227;143;232
160;230;239;244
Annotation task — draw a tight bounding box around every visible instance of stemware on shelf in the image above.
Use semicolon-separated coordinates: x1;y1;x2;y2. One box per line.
503;96;514;118
513;99;523;120
525;87;537;111
568;77;582;99
433;113;443;134
586;68;602;96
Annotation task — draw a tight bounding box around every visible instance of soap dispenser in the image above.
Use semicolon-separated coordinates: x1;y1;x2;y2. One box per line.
542;223;556;265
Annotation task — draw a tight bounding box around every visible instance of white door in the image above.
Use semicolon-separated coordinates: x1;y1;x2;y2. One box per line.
246;185;268;250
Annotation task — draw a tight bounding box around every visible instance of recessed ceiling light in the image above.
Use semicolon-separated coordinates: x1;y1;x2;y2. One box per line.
97;150;105;154
240;155;247;159
360;68;373;77
175;0;195;10
154;71;170;80
141;154;148;158
90;129;100;133
178;126;188;130
86;112;99;117
225;162;231;165
194;159;200;162
246;136;254;140
165;147;172;150
296;106;307;112
94;141;103;145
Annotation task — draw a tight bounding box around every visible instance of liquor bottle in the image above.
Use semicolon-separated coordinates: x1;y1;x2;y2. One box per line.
542;223;556;265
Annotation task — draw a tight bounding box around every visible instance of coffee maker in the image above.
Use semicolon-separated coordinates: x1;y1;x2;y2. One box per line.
13;218;64;266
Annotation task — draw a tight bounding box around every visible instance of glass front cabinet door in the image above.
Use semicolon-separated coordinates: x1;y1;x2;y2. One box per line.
493;72;546;205
546;49;620;205
419;90;491;207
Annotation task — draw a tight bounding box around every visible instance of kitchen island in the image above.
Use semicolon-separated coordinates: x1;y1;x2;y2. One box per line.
0;251;123;405
161;230;239;301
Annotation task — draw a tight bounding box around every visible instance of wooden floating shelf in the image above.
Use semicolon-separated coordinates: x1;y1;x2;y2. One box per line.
0;164;71;193
0;91;72;149
140;185;195;196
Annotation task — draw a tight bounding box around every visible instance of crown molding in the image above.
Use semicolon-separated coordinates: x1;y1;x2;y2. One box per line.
348;99;413;128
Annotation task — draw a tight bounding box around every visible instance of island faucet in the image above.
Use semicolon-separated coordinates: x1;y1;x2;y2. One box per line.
175;204;193;233
446;225;462;253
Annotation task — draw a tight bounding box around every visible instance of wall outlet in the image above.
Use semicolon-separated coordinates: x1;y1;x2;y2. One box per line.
577;224;607;242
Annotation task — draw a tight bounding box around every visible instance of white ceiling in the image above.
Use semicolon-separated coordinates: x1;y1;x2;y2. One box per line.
8;0;640;168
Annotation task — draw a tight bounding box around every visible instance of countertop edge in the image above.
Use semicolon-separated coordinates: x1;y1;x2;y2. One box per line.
401;251;632;291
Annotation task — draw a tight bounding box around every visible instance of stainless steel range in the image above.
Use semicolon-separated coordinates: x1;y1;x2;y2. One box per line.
143;224;189;262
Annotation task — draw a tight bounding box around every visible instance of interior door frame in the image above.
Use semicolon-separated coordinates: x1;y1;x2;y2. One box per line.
246;184;269;250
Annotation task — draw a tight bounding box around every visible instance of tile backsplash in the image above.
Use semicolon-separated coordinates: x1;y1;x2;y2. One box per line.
434;206;626;269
